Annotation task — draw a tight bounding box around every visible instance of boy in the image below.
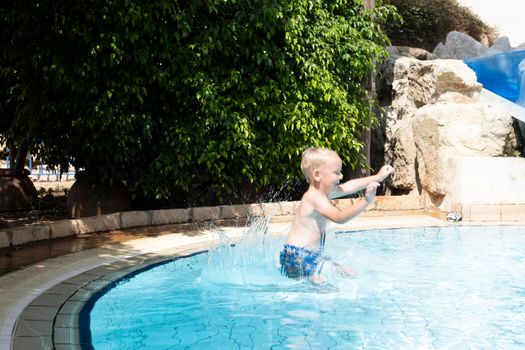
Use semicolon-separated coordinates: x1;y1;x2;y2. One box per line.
280;147;394;282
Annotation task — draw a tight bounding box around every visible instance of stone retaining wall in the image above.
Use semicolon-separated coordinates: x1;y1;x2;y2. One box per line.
0;196;424;249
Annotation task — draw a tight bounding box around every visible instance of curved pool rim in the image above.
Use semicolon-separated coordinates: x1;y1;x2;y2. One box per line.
7;214;511;350
12;241;217;350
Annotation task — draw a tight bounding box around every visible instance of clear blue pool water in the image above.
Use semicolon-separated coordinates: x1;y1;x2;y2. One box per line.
86;225;525;349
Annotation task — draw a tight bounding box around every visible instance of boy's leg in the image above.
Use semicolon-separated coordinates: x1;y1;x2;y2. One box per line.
308;258;327;284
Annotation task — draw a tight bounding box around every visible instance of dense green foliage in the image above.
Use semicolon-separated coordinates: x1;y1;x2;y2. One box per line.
383;0;498;52
1;0;397;205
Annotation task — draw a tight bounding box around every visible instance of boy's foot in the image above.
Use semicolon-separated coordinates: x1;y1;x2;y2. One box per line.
334;263;357;278
310;274;326;284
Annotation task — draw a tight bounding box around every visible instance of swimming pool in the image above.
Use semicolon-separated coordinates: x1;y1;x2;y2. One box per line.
83;225;525;349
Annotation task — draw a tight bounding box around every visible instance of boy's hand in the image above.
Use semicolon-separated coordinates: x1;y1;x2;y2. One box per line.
364;182;380;203
377;165;394;182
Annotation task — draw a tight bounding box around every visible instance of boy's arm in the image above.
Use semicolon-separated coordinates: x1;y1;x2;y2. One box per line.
329;165;394;199
315;183;379;224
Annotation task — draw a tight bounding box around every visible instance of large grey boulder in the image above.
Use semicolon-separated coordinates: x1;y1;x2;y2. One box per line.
516;42;525;51
433;31;489;59
487;37;512;54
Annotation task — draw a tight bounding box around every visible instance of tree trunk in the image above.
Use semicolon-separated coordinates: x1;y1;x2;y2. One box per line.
15;143;28;174
6;140;28;174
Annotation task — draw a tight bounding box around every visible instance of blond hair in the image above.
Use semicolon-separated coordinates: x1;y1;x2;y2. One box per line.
300;147;339;183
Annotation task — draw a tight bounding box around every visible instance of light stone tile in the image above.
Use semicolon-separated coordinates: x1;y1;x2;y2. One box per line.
150;208;191;225
468;204;501;221
53;327;79;345
30;293;69;307
501;204;525;221
0;231;10;248
192;206;221;222
60;274;98;287
54;314;79;329
45;283;80;296
54;344;81;350
74;213;121;234
261;202;280;216
14;320;52;337
32;224;51;241
333;198;356;209
57;301;84;315
12;335;53;350
85;262;138;277
49;220;79;239
87;277;120;289
67;289;94;302
248;203;263;217
77;266;114;278
220;204;249;219
20;306;57;321
462;205;472;222
278;201;297;215
375;195;423;210
10;226;34;246
120;210;149;228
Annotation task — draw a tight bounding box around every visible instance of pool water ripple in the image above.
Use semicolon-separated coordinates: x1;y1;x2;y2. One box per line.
86;226;525;349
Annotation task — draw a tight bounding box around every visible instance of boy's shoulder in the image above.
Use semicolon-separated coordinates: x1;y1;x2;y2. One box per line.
302;188;330;206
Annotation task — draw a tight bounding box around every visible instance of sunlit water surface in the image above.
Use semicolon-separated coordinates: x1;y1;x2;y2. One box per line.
87;224;525;349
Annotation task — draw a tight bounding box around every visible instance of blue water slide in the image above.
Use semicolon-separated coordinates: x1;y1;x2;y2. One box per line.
465;50;525;138
464;49;525;104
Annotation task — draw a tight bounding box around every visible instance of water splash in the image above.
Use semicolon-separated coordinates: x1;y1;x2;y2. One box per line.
200;214;358;294
200;214;287;287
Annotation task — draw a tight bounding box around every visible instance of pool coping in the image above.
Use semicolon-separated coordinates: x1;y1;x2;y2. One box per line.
2;215;525;350
0;195;428;249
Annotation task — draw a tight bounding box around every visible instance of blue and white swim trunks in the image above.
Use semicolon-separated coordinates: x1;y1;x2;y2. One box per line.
279;244;325;278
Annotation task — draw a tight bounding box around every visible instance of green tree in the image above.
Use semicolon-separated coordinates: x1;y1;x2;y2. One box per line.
1;0;397;205
0;1;51;173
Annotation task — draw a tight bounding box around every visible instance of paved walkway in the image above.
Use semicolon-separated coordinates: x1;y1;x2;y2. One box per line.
0;213;521;350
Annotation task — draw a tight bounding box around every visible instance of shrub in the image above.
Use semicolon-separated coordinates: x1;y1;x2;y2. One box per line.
382;0;498;52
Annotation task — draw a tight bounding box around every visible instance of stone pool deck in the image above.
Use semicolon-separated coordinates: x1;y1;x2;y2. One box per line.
1;199;524;349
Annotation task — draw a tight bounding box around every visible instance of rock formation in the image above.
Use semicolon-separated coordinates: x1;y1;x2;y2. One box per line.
379;52;518;210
